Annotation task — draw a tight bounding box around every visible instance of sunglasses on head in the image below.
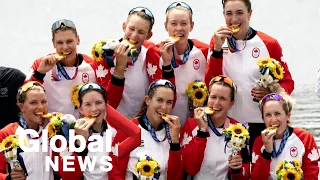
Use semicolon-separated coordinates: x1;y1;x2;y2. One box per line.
166;1;193;15
19;81;44;95
210;75;236;89
260;93;284;106
129;7;155;25
149;79;176;93
79;83;104;93
51;19;76;32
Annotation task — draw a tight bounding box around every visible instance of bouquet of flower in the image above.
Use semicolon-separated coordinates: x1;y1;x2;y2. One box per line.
135;155;161;180
91;39;139;64
222;123;250;156
0;135;28;176
185;80;209;117
256;58;285;93
43;112;76;140
276;159;303;180
46;113;64;138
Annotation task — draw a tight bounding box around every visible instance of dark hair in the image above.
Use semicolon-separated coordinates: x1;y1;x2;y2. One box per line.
209;81;235;101
78;85;107;107
136;84;175;117
222;0;252;12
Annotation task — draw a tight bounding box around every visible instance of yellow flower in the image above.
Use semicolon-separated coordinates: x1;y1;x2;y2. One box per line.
293;159;301;168
276;160;303;180
185;81;194;94
47;124;56;139
139;161;155;177
185;81;208;106
282;169;300;180
276;161;285;174
47;116;64;138
50;117;63;128
192;89;207;105
228;123;250;139
257;58;273;68
22;82;35;92
71;85;83;107
0;135;19;152
135;155;161;177
271;61;284;80
91;41;107;62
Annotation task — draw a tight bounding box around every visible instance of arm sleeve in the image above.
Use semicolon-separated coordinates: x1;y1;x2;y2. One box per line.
106;75;124;109
230;146;251;179
57;140;84;180
204;37;223;88
108;131;129;180
167;142;183;180
181;119;208;176
145;45;163;83
0;124;19;180
267;39;294;94
250;137;271;180
301;132;320;179
24;58;45;83
90;56;124;109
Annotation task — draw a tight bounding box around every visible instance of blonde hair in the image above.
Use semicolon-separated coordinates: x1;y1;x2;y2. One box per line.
17;82;45;103
127;11;154;32
165;6;193;24
259;92;295;117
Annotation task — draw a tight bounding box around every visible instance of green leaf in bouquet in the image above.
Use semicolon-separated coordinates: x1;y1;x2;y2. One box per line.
129;49;139;57
69;122;76;129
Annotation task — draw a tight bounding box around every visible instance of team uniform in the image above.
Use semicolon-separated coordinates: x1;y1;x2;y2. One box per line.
0;122;55;180
251;127;320;179
182;117;250;180
98;41;174;119
151;39;209;126
205;29;295;151
25;53;124;118
108;117;183;180
58;120;118;180
205;29;294;125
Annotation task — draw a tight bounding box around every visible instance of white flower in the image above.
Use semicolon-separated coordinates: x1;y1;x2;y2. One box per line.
111;143;119;157
60;114;76;124
96;64;108;78
252;152;259;164
308;148;320;161
147;63;157;78
182;133;192;146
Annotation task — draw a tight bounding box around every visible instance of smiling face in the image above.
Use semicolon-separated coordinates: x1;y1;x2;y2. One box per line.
207;83;234;121
165;8;194;44
79;90;106;125
223;0;252;39
145;87;175;124
123;14;153;48
262;100;291;138
18;89;48;129
52;29;80;64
